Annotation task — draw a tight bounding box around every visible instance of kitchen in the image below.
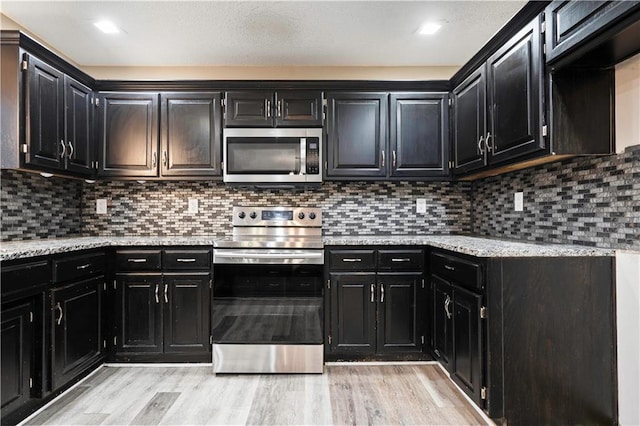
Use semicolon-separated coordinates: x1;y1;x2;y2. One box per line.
1;1;639;425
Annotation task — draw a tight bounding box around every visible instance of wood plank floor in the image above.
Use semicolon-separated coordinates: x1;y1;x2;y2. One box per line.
22;364;488;425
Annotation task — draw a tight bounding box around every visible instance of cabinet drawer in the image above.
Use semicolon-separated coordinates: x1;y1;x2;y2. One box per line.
163;250;211;270
329;250;376;270
1;260;50;297
53;253;105;283
431;252;483;290
115;250;162;271
378;249;424;270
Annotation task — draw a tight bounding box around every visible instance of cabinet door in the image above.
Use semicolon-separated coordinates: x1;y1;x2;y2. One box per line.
451;286;483;406
116;274;162;353
163;273;210;354
329;273;376;354
161;92;222;176
274;91;323;127
432;277;453;370
1;301;33;418
224;91;273;127
97;92;159;177
377;273;422;354
64;76;94;176
452;67;487;174
487;16;545;165
326;92;388;178
24;54;64;170
51;277;103;390
389;93;448;177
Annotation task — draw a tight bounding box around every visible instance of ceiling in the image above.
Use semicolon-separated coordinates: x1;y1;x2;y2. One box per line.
1;1;526;68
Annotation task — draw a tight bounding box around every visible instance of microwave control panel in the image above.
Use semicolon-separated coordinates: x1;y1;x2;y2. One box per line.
306;138;320;175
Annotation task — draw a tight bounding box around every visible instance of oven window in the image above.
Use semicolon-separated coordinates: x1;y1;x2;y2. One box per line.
226;137;301;174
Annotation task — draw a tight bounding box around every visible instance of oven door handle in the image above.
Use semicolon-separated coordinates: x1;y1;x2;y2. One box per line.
214;250;324;264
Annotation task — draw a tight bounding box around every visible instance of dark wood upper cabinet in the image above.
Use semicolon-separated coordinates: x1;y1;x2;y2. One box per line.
225;90;323;127
161;92;222;176
326;92;388;178
389;93;449;177
24;54;65;170
486;15;545;165
274;91;323;127
452;67;487;175
97;92;159;177
64;76;94;175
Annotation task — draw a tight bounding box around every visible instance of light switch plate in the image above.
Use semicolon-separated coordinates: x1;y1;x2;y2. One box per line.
96;199;107;214
416;198;427;214
188;198;199;214
514;192;524;212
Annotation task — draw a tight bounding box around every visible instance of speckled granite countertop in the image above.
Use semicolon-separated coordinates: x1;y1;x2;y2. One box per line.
1;234;613;261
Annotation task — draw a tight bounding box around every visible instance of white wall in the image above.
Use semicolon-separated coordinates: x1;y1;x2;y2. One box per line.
615;53;640;152
615;251;640;425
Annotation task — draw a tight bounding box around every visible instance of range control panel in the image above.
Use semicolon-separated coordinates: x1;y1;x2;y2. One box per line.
232;206;322;227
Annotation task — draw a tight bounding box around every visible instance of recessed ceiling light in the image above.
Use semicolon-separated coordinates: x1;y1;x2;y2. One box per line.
94;20;120;34
418;22;442;35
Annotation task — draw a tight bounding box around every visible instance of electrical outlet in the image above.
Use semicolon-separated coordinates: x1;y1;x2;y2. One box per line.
188;198;199;214
514;192;524;212
96;199;107;214
416;198;427;214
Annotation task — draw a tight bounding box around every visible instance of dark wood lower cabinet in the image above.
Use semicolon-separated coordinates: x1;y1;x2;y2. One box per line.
377;273;421;354
330;273;376;354
1;300;34;418
116;274;163;354
51;277;103;390
431;277;453;369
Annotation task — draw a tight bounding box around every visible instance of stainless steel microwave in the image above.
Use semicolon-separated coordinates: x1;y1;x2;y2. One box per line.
223;128;323;184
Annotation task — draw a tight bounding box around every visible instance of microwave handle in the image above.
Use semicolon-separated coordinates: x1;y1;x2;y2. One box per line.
300;138;306;175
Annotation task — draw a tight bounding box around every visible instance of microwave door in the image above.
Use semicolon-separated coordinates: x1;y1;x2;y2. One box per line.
226;138;301;175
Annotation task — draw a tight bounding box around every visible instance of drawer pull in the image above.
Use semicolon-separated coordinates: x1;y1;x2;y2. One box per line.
164;284;168;303
76;263;91;270
128;258;147;263
342;258;362;262
391;258;411;262
370;284;375;303
54;302;64;326
176;258;196;262
444;265;455;271
155;284;159;304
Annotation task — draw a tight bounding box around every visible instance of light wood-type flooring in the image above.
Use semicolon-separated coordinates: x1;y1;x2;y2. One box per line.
22;363;488;425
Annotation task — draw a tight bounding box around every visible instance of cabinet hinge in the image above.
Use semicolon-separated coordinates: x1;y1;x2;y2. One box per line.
481;387;487;400
542;124;548;137
21;59;28;71
327;279;331;289
448;160;455;169
210;336;213;345
421;278;425;289
221;98;226;107
29;378;33;389
421;335;425;345
94;97;100;107
322;98;328;108
543;44;547;55
328;335;332;345
29;311;34;323
21;143;28;154
480;306;488;319
541;20;546;34
448;98;452;107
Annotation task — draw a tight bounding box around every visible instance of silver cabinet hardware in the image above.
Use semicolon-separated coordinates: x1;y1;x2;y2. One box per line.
434;348;441;357
277;100;282;117
421;278;425;289
477;136;485;155
176;258;196;262
480;306;487;319
391;258;410;262
21;143;28;154
381;150;385;165
481;387;487;400
163;151;168;167
67;141;74;159
152;152;157;168
54;302;63;325
155;284;159;304
444;265;455;271
127;258;147;263
60;140;66;158
380;284;385;303
76;263;91;270
266;100;271;118
542;124;548;136
485;132;494;152
22;60;28;71
444;295;452;319
327;279;331;289
164;284;168;303
392;150;397;168
370;284;375;303
342;258;361;262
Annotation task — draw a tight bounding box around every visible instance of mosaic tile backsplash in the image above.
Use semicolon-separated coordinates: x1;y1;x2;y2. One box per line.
1;170;83;241
81;181;472;237
471;145;640;250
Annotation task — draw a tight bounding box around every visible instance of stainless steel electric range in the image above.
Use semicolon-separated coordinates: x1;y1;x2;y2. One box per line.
212;206;324;374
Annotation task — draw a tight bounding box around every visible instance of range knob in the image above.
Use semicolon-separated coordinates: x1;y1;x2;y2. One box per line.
249;211;257;219
298;212;305;220
238;211;246;219
309;212;316;220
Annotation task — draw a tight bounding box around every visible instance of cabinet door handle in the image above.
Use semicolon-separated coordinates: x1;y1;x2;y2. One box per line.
444;265;455;271
370;284;375;303
392;150;396;168
485;132;493;153
381;150;385;166
477;136;485;155
176;258;196;262
164;284;168;303
444;295;452;319
76;263;91;270
128;258;147;263
152;152;157;168
60;140;66;158
380;284;385;303
391;258;411;262
163;151;167;167
277;100;282;117
266;100;271;118
155;284;159;304
54;302;64;325
67;141;74;159
342;258;361;262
